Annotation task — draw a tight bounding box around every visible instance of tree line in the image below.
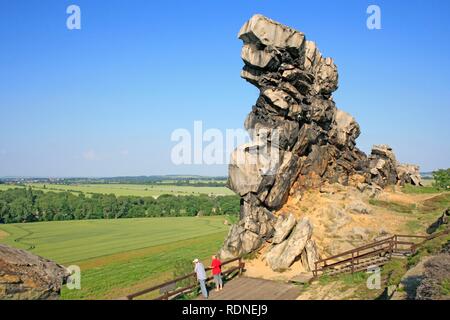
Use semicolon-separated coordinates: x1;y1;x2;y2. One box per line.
0;176;228;186
0;188;240;224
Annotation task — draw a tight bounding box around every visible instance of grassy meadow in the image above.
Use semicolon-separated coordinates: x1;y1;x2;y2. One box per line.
0;183;234;197
0;216;230;299
0;184;14;191
369;192;450;234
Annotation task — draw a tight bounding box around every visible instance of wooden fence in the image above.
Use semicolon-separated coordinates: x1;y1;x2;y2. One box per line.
125;257;244;300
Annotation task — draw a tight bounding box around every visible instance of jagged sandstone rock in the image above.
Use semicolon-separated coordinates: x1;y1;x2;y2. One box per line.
329;110;360;148
345;200;372;215
0;244;68;300
301;239;320;271
369;145;422;187
397;163;422;186
239;14;305;53
368;145;399;187
228;142;276;197
221;14;422;272
266;217;314;271
241;44;279;69
272;213;297;244
219;193;276;259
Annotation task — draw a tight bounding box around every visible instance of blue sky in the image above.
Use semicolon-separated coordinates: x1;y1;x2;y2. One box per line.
0;0;449;177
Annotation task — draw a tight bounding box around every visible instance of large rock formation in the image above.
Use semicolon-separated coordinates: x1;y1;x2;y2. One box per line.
220;14;422;271
0;244;68;300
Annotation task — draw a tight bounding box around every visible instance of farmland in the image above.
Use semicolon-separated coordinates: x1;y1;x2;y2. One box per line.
0;185;14;191
0;216;230;299
0;183;234;197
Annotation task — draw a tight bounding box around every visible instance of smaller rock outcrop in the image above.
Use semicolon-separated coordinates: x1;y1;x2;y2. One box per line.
0;244;68;300
416;244;450;300
397;163;422;186
265;217;318;271
368;145;422;187
368;145;399;187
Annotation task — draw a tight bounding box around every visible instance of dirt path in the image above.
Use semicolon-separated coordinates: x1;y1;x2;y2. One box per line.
296;281;358;300
379;191;440;205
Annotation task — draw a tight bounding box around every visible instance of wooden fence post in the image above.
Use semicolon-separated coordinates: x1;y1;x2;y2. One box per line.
351;252;355;274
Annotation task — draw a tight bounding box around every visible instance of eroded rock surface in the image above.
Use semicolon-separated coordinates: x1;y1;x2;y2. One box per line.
416;242;450;300
266;217;314;271
221;14;422;272
272;213;297;244
0;244;68;300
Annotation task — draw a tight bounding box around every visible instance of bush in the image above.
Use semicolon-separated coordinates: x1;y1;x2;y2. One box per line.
433;169;450;190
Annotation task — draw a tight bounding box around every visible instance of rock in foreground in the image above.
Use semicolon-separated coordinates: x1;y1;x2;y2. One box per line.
0;244;68;300
416;243;450;300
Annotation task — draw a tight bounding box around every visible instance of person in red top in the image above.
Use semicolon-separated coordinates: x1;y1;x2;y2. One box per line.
210;255;223;292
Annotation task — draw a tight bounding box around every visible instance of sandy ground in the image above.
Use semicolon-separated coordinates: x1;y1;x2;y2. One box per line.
243;185;439;282
243;245;307;281
296;281;358;300
279;186;415;258
377;187;440;205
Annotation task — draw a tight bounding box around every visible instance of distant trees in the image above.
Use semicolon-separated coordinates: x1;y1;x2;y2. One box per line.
0;188;240;224
2;176;228;186
433;169;450;190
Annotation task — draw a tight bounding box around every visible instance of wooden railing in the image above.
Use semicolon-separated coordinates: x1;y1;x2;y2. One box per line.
124;257;245;300
312;234;430;277
313;229;450;277
411;228;450;250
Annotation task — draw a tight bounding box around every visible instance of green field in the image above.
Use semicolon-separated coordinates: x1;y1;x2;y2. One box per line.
0;185;14;191
0;216;230;299
0;183;234;197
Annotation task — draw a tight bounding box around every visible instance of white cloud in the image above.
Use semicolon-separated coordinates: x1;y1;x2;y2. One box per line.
120;149;129;157
82;149;100;161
